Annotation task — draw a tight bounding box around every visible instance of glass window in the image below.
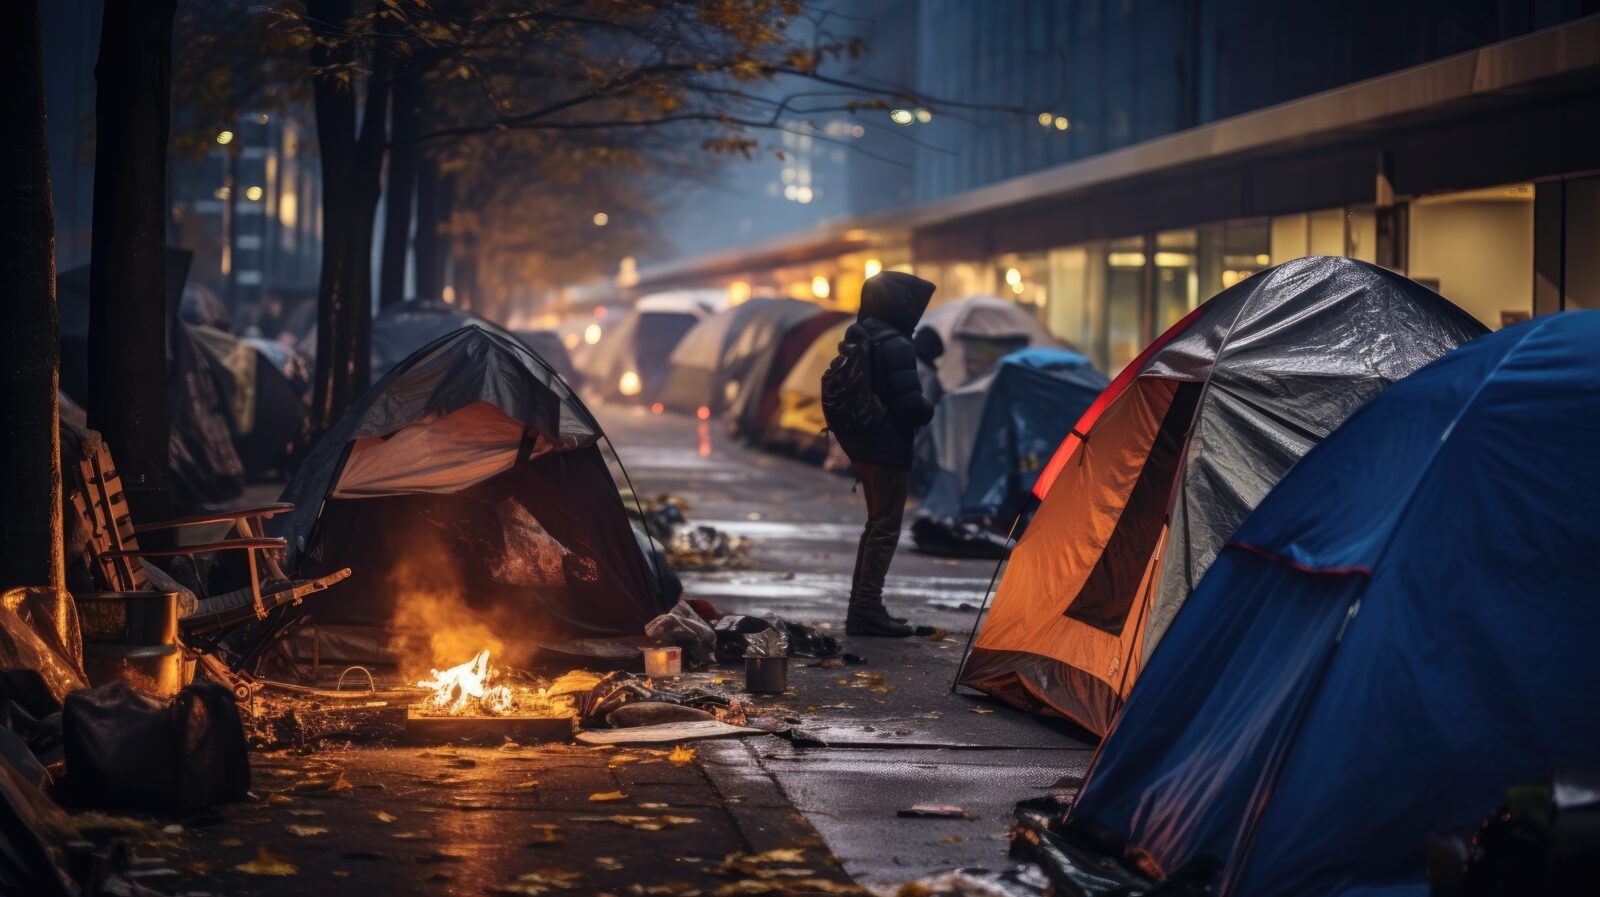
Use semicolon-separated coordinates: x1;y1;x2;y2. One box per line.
995;252;1051;321
1046;246;1096;359
1196;219;1271;299
1270;213;1308;263
1347;208;1378;263
1103;237;1146;374
1408;183;1535;328
1154;230;1198;331
1309;208;1345;256
1565;176;1600;310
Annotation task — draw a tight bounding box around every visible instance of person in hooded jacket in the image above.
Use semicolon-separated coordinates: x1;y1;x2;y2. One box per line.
832;272;937;637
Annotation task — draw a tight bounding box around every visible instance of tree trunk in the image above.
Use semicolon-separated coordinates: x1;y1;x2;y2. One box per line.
88;0;177;526
307;0;390;432
413;158;451;304
378;69;423;309
0;0;65;592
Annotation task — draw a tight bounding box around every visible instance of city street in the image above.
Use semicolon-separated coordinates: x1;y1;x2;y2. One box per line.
597;405;1094;887
8;3;1596;895
146;405;1087;897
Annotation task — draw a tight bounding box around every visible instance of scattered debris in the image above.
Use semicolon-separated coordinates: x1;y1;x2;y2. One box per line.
897;805;976;820
588;791;628;802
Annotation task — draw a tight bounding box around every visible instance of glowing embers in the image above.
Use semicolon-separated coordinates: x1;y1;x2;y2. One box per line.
411;650;578;720
415;649;513;716
404;652;587;744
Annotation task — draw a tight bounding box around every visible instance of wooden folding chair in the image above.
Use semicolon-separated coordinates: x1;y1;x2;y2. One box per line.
70;442;349;696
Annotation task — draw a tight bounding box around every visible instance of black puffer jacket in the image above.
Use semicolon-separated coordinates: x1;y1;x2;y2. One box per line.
835;272;936;467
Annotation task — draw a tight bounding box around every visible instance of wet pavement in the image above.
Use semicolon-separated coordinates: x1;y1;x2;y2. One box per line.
145;403;1090;895
598;405;1095;888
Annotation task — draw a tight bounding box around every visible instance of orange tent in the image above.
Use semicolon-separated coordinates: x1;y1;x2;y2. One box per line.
958;258;1487;735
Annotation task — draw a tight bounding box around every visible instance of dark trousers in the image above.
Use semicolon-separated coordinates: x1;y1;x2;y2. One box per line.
849;461;908;608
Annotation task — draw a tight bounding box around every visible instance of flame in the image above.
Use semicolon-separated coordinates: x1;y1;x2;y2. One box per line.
416;649;515;716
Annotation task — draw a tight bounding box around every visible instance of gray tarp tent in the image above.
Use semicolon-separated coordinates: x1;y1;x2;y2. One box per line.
656;298;821;415
581;293;712;404
961;257;1489;735
276;327;668;663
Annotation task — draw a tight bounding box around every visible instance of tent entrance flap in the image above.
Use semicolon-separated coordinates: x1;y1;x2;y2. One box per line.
333;401;527;498
1064;381;1201;635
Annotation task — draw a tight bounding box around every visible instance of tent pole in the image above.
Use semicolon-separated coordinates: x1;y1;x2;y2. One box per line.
950;502;1028;694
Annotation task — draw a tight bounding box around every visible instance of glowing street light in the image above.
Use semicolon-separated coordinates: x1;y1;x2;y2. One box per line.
244;185;264;202
1054;116;1071;131
592;212;609;227
889;109;914;126
618;371;642;396
216;130;234;145
584;323;602;345
1005;267;1023;286
1037;113;1053;127
864;258;883;278
811;275;830;300
913;108;932;124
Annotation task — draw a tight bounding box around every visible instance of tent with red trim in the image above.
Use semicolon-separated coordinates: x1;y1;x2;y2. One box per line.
959;257;1486;735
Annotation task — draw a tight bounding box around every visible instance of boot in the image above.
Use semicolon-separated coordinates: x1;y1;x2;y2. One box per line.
846;598;914;637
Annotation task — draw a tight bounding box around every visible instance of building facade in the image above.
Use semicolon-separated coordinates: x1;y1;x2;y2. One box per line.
634;2;1600;374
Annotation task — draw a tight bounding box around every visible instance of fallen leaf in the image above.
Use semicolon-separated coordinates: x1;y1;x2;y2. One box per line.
640;802;668;809
668;745;696;765
969;707;994;714
221;838;244;847
288;808;324;817
596;856;623;871
235;845;297;876
375;811;396;823
588;791;626;802
328;772;355;793
513;780;540;789
392;831;433;840
333;870;351;877
527;824;564;845
927;628;948;642
266;793;294;806
609;815;664;831
286;824;327;837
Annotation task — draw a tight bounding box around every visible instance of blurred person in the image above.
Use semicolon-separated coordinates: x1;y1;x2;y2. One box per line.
821;272;937;637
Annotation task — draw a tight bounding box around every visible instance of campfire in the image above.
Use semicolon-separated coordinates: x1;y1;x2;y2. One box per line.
404;649;588;744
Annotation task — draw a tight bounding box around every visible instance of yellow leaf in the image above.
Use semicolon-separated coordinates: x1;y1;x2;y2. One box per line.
528;823;564;845
266;793;293;805
235;845;297;876
374;811;396;823
588;791;626;802
286;825;327;837
668;745;696;765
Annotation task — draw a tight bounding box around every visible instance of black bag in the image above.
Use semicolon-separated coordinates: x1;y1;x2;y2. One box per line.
63;680;249;813
821;329;892;448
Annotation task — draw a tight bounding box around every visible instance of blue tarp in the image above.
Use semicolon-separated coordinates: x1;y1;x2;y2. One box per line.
1070;311;1600;897
918;348;1106;526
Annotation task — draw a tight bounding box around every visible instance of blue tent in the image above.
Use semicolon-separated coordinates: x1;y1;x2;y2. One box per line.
1068;311;1600;897
917;347;1107;527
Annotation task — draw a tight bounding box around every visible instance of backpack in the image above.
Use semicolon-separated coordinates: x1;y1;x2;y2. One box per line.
821;328;893;448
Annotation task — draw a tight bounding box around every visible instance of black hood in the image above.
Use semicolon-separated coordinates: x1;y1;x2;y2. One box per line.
858;272;935;335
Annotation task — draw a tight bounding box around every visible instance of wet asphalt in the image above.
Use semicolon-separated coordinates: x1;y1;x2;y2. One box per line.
596;404;1095;888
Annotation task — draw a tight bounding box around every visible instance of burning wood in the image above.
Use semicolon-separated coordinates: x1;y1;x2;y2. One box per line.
410;649;577;721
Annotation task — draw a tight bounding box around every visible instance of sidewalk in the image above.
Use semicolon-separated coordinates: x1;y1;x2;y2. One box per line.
157;740;864;896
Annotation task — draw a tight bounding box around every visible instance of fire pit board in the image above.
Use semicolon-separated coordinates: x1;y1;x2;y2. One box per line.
401;709;574;745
